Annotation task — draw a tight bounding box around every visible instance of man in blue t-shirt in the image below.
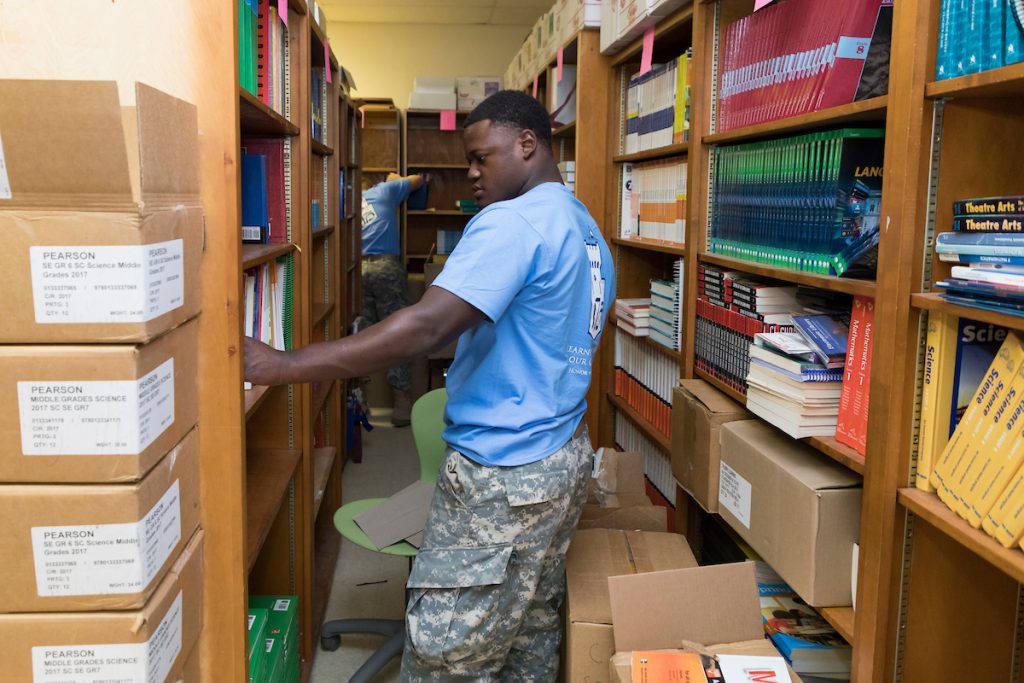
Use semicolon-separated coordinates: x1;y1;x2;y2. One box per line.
244;90;614;681
360;172;424;425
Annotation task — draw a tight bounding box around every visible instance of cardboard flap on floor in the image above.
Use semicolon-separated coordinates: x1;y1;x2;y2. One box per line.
578;505;667;532
609;561;762;652
355;480;434;549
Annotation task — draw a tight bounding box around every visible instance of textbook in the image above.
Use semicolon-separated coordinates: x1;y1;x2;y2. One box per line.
792;315;850;369
983;459;1024;546
954;196;1024;216
836;296;875;455
750;341;843;382
937;0;1024;79
952;215;1024;232
936;231;1024;257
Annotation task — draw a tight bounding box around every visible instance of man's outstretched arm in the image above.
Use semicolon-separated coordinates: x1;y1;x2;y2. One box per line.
244;286;483;386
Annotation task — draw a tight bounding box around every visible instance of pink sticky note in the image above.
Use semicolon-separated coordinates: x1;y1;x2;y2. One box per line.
324;39;332;82
640;27;655;75
557;48;564;82
754;0;775;10
440;110;456;131
359;107;365;128
278;0;288;27
532;75;539;98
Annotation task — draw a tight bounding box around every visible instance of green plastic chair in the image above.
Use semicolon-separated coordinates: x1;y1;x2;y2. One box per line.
320;388;448;682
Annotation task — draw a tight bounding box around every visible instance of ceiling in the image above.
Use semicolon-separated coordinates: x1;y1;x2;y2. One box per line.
319;0;551;26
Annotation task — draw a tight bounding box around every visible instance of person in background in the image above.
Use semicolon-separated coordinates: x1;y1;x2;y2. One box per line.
360;172;424;426
244;90;615;681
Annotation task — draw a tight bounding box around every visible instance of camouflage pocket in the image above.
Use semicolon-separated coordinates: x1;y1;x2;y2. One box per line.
498;468;569;507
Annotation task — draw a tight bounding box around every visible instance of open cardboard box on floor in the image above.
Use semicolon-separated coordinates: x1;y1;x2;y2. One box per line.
0;80;202;343
565;529;698;683
2;529;204;682
0;427;201;612
0;316;199;483
581;448;667;532
608;561;803;683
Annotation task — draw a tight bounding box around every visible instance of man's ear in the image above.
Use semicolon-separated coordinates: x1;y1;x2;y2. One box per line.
518;128;539;160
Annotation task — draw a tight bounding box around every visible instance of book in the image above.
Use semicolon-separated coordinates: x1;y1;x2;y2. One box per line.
953;215;1024;232
756;332;818;361
939;252;1024;266
951;264;1024;287
936;231;1024;256
982;459;1024;546
836;296;874;455
1009;0;1024;65
242;137;287;243
241;153;269;243
792;315;850;369
750;342;843;381
953;196;1024;216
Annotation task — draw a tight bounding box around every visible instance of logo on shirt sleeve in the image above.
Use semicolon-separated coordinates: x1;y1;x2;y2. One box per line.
586;242;606;340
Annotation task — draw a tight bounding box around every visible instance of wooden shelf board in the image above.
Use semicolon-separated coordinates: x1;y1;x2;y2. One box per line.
693;368;865;475
614;142;689;164
407;210;476;216
239;88;299;136
312;379;335;417
608;392;671;453
820;607;856;645
312;446;337;519
612;5;695;67
703;96;888;145
242;242;297;270
244;384;272;419
612;314;682;362
898;488;1024;585
911;292;1024;333
698;252;877;297
311;302;335;329
310;510;343;669
363;166;398;173
407;108;469;116
553;121;577;137
246;448;301;571
407;163;470;170
926;63;1024;99
312;139;334;156
612;236;687;257
312;224;335;241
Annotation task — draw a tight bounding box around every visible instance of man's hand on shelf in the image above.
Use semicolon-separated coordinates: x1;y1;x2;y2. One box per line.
243;337;289;387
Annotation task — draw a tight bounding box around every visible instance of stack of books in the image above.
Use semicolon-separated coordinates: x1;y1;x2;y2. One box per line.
614;329;676;437
558;161;576;194
311;67;326;143
620;158;687;244
257;0;289;116
936;0;1024;81
648;259;684;350
615;298;651;337
238;0;259;95
244;255;294;354
709;128;885;277
835;296;876;456
624;49;691;154
934;195;1024;318
436;229;463;256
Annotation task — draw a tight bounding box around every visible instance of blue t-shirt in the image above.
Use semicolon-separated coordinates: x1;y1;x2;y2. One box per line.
431;182;615;466
361;179;411;255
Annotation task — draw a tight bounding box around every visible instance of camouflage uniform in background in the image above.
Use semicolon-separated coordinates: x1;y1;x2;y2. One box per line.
361;255;411;392
399;426;594;682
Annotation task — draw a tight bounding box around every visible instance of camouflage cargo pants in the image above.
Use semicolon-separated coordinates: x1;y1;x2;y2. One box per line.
400;426;594;682
361;256;411;392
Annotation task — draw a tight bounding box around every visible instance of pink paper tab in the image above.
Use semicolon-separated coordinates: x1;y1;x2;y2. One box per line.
532;75;539;98
359;107;365;128
557;48;564;82
753;0;776;10
440;110;457;131
639;27;655;75
278;0;288;27
324;39;332;82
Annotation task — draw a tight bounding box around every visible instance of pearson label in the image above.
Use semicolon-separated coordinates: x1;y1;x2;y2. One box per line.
31;480;182;597
719;461;752;528
32;592;183;682
19;358;174;455
30;239;185;323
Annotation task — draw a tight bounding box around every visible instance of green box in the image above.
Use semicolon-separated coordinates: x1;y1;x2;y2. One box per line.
249;595;298;667
247;608;269;683
283;646;300;683
260;635;285;683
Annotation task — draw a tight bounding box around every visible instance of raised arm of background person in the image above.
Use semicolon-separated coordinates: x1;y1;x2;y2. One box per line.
243;285;484;386
384;173;425;192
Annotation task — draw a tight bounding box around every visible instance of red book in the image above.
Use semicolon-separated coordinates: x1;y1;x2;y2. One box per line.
257;0;270;105
836;296;865;450
241;137;287;243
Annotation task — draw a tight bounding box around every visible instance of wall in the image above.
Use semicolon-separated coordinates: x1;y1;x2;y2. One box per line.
326;22;529;107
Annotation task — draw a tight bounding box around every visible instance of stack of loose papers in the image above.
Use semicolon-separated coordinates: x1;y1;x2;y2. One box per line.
354;480;434;549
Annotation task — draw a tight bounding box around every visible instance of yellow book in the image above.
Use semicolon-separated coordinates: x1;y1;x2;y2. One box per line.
933;332;1024;515
982;461;1024;547
917;312;956;492
672;51;689;145
962;361;1024;527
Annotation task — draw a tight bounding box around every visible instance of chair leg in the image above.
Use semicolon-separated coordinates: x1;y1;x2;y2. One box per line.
347;627;406;683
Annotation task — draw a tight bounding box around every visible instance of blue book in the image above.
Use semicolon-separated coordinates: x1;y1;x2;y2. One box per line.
936;231;1024;256
1008;0;1024;64
942;252;1024;266
966;0;983;74
791;314;850;368
241;154;268;243
985;0;1004;71
937;0;954;79
941;292;1024;317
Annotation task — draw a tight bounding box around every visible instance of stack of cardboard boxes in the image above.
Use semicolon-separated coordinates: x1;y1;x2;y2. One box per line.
408;76;503;112
503;0;603;90
599;0;691;55
0;80;205;681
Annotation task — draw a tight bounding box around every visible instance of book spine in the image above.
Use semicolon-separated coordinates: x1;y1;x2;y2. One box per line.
835;296;864;448
952;215;1024;232
937;0;953;79
983;461;1024;546
954;196;1024;214
917;311;953;491
1008;0;1024;64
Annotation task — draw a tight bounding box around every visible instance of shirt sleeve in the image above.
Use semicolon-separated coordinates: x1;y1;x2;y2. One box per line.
384;178;412;204
431;208;544;322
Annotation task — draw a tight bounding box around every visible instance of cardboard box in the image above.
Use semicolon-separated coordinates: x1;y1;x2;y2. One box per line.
409;91;457;111
565;529;698;683
578;504;667;532
0;316;199;483
607;562;802;682
589;448;651;508
2;529;204;682
719;420;862;606
0;427;200;612
423;261;458;359
0;80;203;344
248;607;269;683
671;379;752;513
456;77;502;112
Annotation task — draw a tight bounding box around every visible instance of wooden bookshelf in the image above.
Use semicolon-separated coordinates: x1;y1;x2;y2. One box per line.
911;292;1024;333
703;95;889;145
312;446;336;518
613;142;689;163
699;253;878;297
408;162;470;170
311;302;335;329
311;139;334;156
245;448;302;571
312;224;335;241
245;385;273;418
820;607;856;645
553;121;577;137
925;62;1024;99
242;241;298;269
611;315;683;361
607;393;672;453
240;87;300;136
611;236;688;257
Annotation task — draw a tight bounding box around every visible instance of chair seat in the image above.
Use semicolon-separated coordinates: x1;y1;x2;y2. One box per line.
333;498;419;557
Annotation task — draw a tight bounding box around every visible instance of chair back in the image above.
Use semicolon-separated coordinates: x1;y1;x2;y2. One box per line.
411;388;448;483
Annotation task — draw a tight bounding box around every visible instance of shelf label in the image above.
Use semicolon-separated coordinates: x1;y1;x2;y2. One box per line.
440;110;456;131
278;0;288;27
640;27;655;75
0;131;11;200
19;358;175;456
31;480;182;597
719;461;752;528
30;239;185;324
32;592;183;683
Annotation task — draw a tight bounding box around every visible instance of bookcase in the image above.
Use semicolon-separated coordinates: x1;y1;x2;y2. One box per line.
358;101;404;257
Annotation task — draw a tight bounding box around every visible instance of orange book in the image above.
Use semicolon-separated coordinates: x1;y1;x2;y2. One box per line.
631;651;710;683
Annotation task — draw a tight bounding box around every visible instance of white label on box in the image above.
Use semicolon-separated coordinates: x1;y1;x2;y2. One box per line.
0;131;11;200
719;461;752;528
31;480;182;597
19;358;175;455
30;239;185;324
273;599;291;611
32;592;183;683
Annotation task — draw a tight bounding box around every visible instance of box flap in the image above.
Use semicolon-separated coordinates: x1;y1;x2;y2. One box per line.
724;420;862;490
0;80;133;209
578;505;666;532
679;379;748;417
592;448;646;498
354;480;434;549
609;562;763;652
134;83;200;204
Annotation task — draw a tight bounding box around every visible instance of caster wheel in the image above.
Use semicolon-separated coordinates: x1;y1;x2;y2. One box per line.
320;634;341;652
